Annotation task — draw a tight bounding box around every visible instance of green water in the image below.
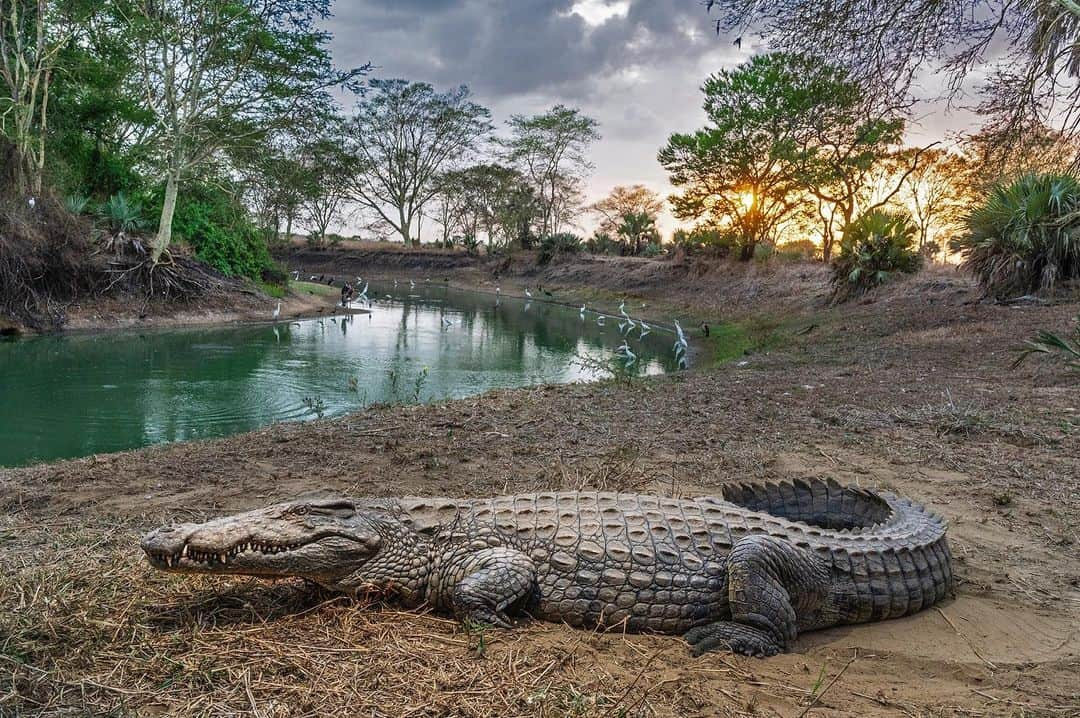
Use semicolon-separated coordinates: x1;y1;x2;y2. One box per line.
0;284;684;467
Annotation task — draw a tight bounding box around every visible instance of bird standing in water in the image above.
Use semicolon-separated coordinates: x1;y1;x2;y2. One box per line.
272;301;281;321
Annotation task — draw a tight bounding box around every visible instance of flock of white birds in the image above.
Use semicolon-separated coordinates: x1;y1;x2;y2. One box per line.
275;274;693;370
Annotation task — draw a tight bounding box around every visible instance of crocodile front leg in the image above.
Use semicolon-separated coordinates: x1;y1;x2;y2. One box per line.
441;547;537;628
685;535;830;657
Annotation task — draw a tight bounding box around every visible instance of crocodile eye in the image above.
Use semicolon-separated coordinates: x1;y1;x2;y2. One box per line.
294;506;309;515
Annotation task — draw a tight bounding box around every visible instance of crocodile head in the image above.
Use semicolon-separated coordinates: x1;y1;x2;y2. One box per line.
141;497;386;584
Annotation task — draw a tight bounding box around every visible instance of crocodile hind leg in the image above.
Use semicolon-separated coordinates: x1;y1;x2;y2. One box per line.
447;547;537;629
685;535;830;657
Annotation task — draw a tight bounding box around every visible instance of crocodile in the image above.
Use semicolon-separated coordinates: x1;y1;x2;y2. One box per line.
141;478;952;656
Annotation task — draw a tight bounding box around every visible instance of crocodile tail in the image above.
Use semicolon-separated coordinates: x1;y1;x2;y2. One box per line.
721;478;953;621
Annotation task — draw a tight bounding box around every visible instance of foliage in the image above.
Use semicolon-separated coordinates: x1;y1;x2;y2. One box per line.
120;0;368;261
346;79;492;246
63;195;90;216
831;209;922;302
671;226;739;257
431;164;537;250
660;53;904;260
1013;315;1080;371
168;183;272;280
700;0;1080;143
537;232;583;265
585;231;621;255
98;192;145;234
501;105;600;236
589;185;664;237
642;241;664;258
954;173;1080;298
776;239;819;260
615;211;660;256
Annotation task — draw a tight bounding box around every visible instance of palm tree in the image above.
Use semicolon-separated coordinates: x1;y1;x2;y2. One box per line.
616;211;660;256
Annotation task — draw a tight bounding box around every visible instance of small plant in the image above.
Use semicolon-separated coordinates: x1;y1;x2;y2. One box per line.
1013;314;1080;371
98;191;145;234
537;232;583;264
643;240;664;257
992;492;1013;507
585;231;620;255
63;195;90;216
574;352;639;386
461;233;480;255
411;366;429;403
831;209;922;303
953;172;1080;298
301;396;327;419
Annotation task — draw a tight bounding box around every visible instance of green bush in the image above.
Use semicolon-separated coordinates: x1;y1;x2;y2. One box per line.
98;191;145;233
538;232;583;265
1014;313;1080;370
672;226;739;257
831;209;922;303
643;241;664;257
585;232;621;255
64;195;90;216
953;172;1080;298
168;184;272;280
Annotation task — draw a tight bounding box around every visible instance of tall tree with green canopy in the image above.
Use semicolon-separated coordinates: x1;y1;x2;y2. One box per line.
120;0;367;263
701;0;1080;145
345;80;492;247
0;0;101;194
502;105;600;237
659;52;909;259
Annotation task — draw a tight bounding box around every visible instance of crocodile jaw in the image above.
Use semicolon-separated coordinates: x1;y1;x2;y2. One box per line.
141;498;381;581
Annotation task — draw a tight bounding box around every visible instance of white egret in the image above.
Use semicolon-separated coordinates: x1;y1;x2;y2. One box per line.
441;317;454;327
579;304;586;320
617;341;637;367
272;301;281;320
524;288;532;298
596;314;606;326
639;321;651;339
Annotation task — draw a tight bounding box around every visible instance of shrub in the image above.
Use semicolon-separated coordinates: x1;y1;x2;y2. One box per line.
672;226;739;257
169;185;272;279
953;172;1080;298
538;232;583;265
63;195;90;216
776;239;819;261
1013;314;1080;370
98;192;145;233
461;234;480;255
831;209;922;303
585;231;620;255
643;241;664;257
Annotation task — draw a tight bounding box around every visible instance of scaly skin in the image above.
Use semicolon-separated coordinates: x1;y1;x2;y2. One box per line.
141;479;952;656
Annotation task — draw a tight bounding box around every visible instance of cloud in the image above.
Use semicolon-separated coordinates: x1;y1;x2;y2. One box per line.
326;0;745;236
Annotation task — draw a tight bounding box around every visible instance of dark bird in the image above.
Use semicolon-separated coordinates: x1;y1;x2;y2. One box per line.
734;36;742;49
701;322;711;338
326;278;334;286
716;19;722;36
705;0;716;11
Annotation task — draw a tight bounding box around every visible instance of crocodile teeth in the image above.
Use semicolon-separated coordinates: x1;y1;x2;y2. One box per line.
181;545;189;558
219;553;227;563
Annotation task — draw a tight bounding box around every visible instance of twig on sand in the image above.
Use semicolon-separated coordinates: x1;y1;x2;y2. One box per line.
796;650;857;717
935;607;997;671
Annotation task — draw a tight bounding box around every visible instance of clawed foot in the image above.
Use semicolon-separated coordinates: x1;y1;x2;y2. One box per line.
684;621;783;658
462;608;515;630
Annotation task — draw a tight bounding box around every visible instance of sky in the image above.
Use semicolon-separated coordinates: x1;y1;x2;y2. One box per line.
326;0;973;240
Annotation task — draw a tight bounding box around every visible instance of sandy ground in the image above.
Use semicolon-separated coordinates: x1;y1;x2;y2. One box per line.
1;251;1078;717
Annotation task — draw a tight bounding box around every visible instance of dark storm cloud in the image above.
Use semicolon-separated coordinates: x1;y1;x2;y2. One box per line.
329;0;720;99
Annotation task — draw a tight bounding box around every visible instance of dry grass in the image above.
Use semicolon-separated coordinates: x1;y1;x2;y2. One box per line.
1;519;776;718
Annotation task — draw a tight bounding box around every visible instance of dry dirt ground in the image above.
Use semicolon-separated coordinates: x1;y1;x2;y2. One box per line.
1;252;1078;717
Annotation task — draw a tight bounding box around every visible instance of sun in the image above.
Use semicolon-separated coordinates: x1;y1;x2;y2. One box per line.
739;190;755;211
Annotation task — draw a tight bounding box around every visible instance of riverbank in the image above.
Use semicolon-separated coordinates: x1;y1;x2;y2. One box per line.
1;252;1078;717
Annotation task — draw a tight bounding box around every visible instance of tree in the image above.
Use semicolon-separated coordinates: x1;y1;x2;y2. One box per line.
0;0;97;194
299;135;352;248
345;79;492;247
616;211;660;256
702;0;1080;142
589;184;664;236
501;105;599;236
898;149;972;260
661;54;857;258
121;0;366;263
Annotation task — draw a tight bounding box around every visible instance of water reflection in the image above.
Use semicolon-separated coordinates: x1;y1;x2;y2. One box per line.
0;283;681;466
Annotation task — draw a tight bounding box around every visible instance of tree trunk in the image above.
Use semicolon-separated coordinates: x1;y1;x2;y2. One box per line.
152;172;180;264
